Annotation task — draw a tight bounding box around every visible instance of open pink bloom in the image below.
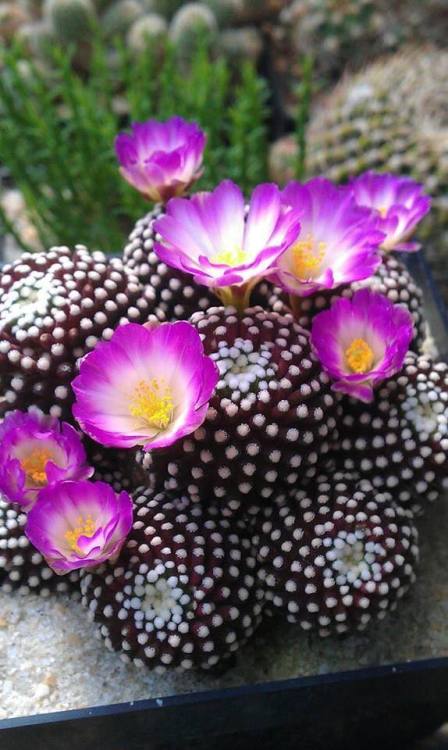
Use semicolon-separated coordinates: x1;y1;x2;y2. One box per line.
311;288;414;402
153;179;301;299
72;322;218;451
25;480;133;574
350;172;431;251
115;116;206;203
269;178;384;297
0;410;93;509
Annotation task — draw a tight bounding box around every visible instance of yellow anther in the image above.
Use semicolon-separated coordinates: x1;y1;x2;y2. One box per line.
378;206;388;218
21;450;53;485
64;515;96;553
345;338;375;374
291;235;326;279
211;247;247;266
129;379;174;430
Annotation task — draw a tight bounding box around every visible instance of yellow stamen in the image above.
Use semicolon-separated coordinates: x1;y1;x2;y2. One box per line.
345;338;375;374
378;206;388;218
21;450;53;485
211;247;247;266
64;515;96;553
129;378;174;429
291;235;326;279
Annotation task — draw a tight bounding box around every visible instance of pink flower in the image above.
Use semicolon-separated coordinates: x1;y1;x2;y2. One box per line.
0;410;93;509
153;179;301;307
350;172;430;251
269;178;384;297
311;288;414;402
25;480;133;574
115;116;206;203
72;322;218;451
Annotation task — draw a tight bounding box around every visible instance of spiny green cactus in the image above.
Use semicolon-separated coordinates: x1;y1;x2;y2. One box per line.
276;0;448;104
43;0;96;43
101;0;143;39
126;13;167;55
218;26;262;64
169;3;217;63
305;47;448;299
201;0;242;26
140;0;183;18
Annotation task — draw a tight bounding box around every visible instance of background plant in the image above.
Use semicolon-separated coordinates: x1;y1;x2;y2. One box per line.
0;35;269;254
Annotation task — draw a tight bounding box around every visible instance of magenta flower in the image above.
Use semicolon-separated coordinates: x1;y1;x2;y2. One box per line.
0;410;93;510
311;288;414;402
350;172;430;252
72;322;218;451
115;116;206;203
153;179;301;309
25;480;133;574
351;172;430;251
269;178;384;297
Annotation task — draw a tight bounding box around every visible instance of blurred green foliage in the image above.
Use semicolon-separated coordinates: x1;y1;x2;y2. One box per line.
0;34;269;253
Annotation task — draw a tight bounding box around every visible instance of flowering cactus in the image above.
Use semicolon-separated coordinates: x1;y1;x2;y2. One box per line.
154;179;301;308
269;177;384;297
350;172;431;252
0;410;93;509
26;480;133;574
115;115;206;203
311;288;414;402
72;321;219;450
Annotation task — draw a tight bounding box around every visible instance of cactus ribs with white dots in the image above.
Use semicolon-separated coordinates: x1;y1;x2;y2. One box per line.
136;305;338;511
0;245;158;422
339;354;448;515
0;494;80;597
254;471;419;636
80;488;264;672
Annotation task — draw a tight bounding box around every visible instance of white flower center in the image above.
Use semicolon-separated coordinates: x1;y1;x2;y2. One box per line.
211;339;277;400
327;528;380;585
401;386;447;442
140;576;189;625
0;274;63;333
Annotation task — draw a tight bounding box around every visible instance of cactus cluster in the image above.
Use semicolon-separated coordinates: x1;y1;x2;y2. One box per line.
4;1;448;108
306;48;448;301
4;0;269;71
272;0;448;110
268;47;448;301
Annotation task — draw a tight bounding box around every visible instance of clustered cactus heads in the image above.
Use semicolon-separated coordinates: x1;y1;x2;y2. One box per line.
268;47;448;301
3;0;268;70
43;0;95;42
306;47;448;301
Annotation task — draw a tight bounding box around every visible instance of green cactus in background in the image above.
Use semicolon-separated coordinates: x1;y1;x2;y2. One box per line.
201;0;242;27
101;0;143;39
169;3;218;63
140;0;183;18
43;0;96;43
218;26;262;64
126;13;167;55
305;47;448;299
